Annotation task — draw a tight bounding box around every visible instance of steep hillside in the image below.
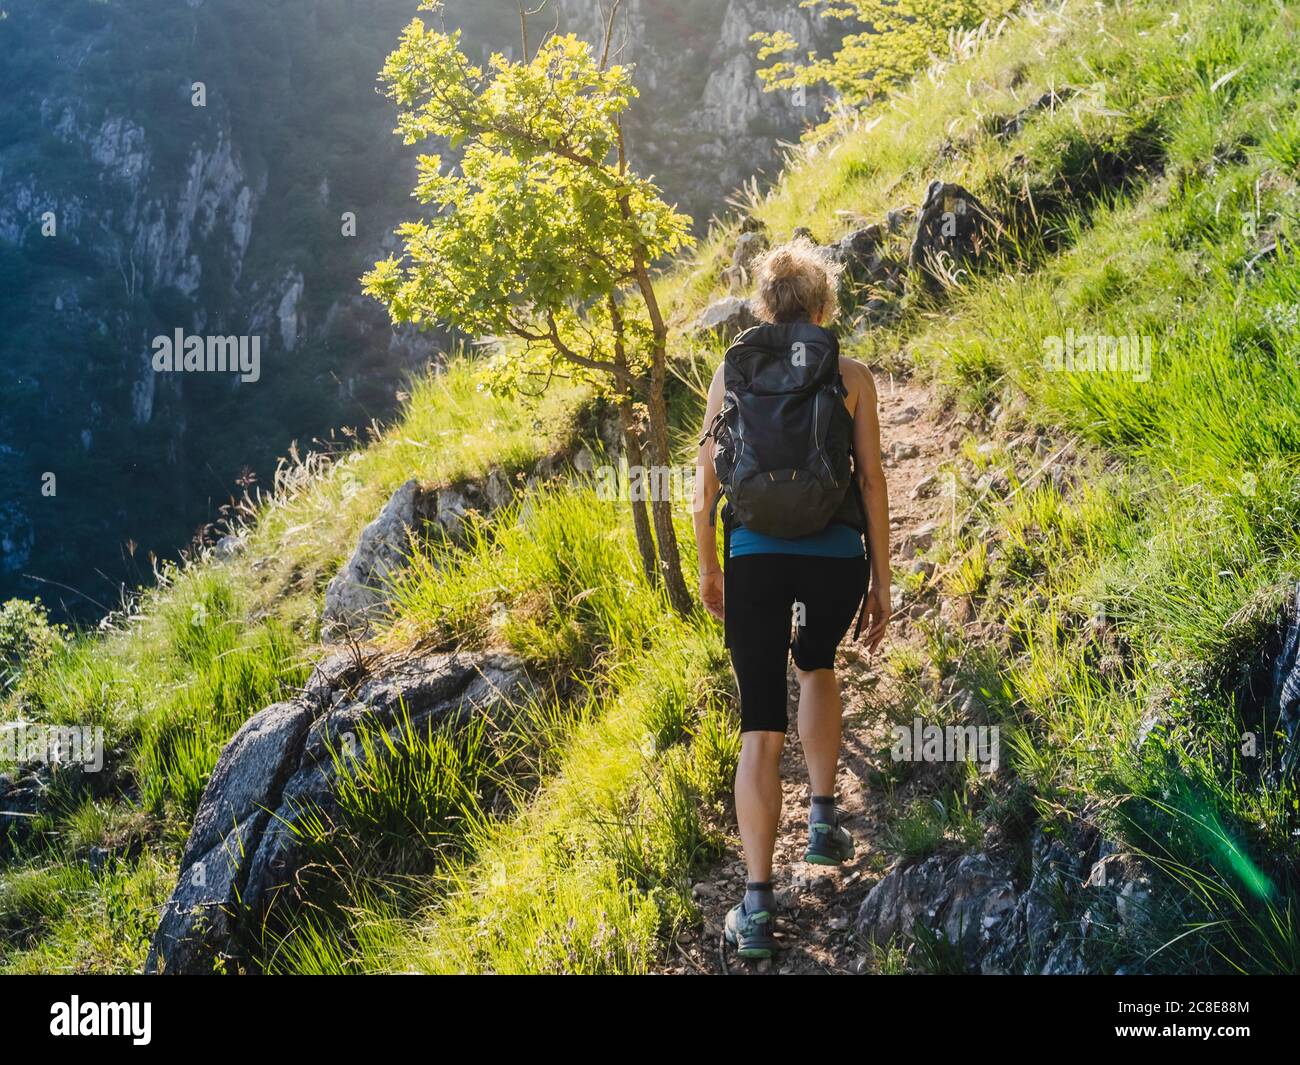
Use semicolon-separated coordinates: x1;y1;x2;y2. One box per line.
4;0;1300;975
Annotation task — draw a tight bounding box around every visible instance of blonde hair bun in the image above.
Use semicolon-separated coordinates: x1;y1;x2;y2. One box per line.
752;236;841;325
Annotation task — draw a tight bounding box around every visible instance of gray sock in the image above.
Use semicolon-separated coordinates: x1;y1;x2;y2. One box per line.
810;794;837;828
743;881;775;915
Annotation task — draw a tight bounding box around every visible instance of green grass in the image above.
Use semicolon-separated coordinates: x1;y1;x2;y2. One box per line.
833;0;1300;972
0;358;588;973
7;0;1300;975
261;485;739;974
686;0;1300;972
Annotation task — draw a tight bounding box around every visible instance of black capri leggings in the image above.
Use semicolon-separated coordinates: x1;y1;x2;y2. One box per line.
723;553;868;733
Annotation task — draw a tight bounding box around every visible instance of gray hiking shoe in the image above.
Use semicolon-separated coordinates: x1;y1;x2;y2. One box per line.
804;815;855;866
724;900;775;960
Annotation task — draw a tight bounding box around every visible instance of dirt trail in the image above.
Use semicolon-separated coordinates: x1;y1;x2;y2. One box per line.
662;370;960;975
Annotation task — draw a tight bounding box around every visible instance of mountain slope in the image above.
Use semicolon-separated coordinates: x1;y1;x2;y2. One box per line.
4;0;1300;975
0;0;833;620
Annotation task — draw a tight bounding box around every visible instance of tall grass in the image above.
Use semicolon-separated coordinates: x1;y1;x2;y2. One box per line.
8;0;1300;974
263;485;739;974
0;359;585;972
857;0;1300;971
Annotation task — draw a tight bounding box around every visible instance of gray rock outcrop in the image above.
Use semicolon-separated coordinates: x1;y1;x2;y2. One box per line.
1270;582;1300;778
908;181;1000;288
856;825;1155;974
722;228;770;293
145;649;531;974
858;851;1019;971
821;224;902;289
320;449;577;643
321;479;434;643
692;296;761;342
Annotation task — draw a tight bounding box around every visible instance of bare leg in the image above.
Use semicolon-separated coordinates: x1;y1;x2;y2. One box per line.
734;730;785;882
795;667;842;798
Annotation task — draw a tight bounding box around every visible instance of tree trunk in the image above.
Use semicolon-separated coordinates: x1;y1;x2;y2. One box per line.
619;397;660;589
613;124;692;615
644;375;693;615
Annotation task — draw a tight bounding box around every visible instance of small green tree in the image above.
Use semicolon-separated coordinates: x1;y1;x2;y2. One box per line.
752;0;1019;108
364;1;696;613
0;597;66;697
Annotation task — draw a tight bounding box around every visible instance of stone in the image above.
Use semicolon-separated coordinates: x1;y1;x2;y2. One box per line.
321;479;428;642
911;472;940;499
899;521;940;555
904;558;935;580
212;533;246;561
722;229;770;293
692;296;760;342
908;181;999;289
434;484;479;542
146;650;531;974
182;700;315;871
819;224;900;289
885;207;913;234
484;467;515;511
320;458;555;644
1270;582;1300;778
857;852;1019;970
1116;876;1154;935
855;823;1123;974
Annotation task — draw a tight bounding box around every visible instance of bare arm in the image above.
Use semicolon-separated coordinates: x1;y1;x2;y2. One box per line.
845;359;892;649
692;364;726;619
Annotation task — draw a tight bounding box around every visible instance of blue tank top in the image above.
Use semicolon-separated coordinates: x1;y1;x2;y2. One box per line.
729;521;865;559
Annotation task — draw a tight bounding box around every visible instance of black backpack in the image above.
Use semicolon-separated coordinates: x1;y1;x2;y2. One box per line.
704;322;866;542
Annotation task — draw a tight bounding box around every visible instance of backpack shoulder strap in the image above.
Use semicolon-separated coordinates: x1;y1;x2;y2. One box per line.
721;500;734;574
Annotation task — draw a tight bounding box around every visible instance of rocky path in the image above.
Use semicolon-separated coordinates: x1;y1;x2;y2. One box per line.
661;371;962;975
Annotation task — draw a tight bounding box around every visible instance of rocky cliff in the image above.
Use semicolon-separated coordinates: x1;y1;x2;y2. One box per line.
0;0;838;617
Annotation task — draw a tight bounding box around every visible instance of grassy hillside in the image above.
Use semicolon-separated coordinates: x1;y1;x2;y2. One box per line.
5;0;1300;973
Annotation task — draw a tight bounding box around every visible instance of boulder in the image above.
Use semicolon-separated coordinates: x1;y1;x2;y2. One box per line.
908;181;999;289
722;229;770;293
885;207;914;235
899;520;940;555
692;296;760;343
146;649;531;974
321;479;431;643
821;224;895;284
1271;582;1300;778
321;474;520;643
857;824;1154;974
857;852;1019;972
212;533;246;561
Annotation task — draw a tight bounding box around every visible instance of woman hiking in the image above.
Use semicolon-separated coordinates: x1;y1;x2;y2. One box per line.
693;237;892;960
